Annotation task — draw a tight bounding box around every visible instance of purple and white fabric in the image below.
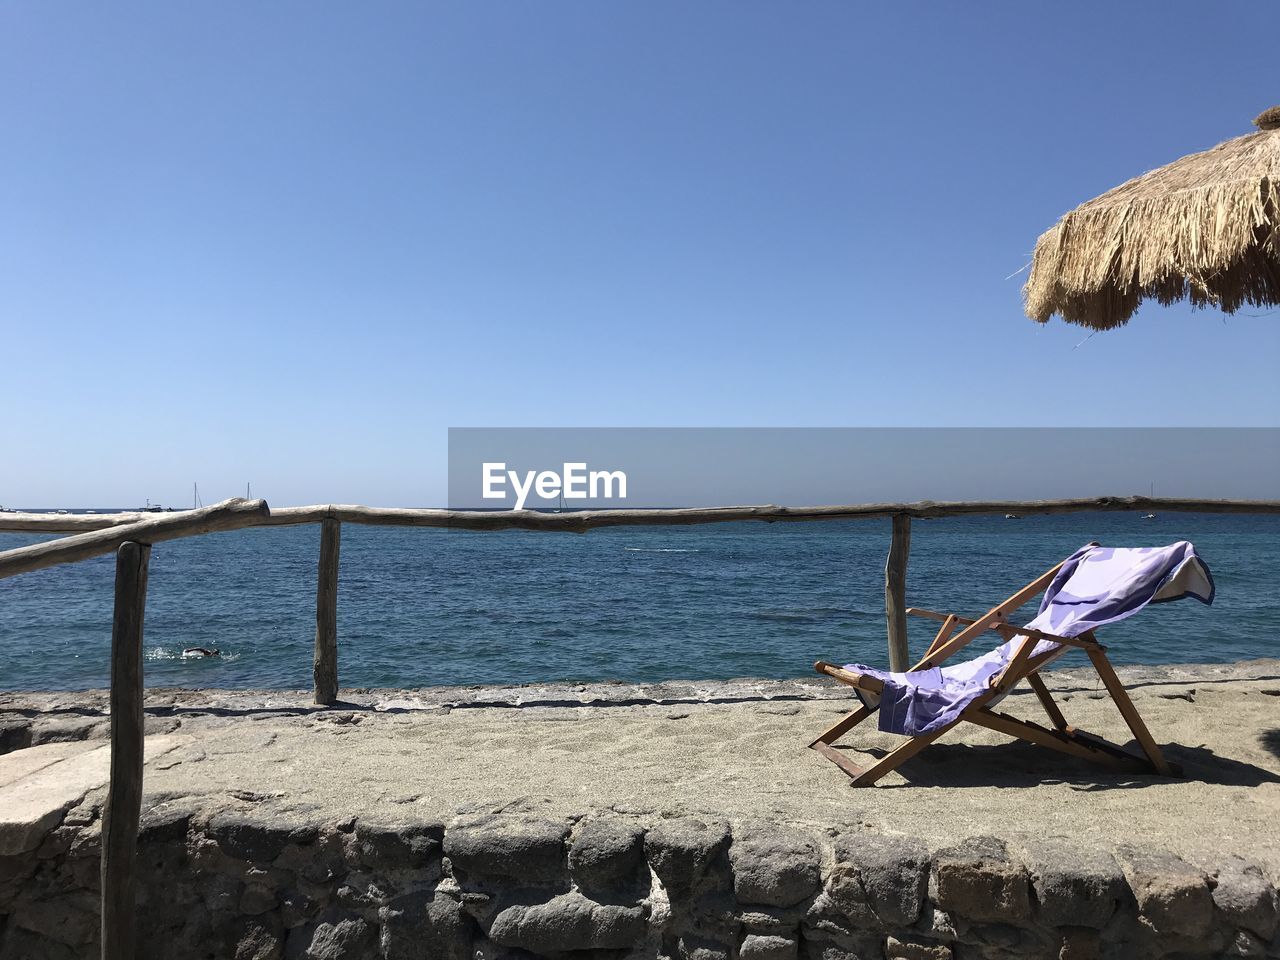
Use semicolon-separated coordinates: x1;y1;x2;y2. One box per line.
843;541;1214;736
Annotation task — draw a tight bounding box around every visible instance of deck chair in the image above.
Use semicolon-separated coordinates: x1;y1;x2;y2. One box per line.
809;541;1214;786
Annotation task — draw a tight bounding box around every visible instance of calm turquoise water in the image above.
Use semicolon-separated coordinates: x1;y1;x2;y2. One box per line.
0;513;1276;691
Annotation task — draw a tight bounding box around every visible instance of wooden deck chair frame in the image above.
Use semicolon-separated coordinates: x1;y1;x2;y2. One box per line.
809;557;1180;787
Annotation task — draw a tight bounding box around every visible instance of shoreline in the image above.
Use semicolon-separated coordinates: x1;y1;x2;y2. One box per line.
1;656;1276;722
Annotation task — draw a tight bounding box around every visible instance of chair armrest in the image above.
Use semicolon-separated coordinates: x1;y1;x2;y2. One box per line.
814;661;886;695
905;607;951;622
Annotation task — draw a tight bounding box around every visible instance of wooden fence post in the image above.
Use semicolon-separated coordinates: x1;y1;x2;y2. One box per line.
313;517;340;705
885;513;911;671
102;541;150;960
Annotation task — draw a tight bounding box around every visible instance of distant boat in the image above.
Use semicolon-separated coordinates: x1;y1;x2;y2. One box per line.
1005;514;1020;520
135;499;165;513
55;509;70;515
1141;513;1157;520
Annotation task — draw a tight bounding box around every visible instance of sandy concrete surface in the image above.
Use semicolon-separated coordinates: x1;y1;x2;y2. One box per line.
2;659;1278;872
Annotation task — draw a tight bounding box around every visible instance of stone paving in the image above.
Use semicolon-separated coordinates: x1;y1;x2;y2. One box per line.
1;660;1278;958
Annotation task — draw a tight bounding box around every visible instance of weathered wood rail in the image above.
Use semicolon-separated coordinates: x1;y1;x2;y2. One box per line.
313;517;341;706
4;495;1276;535
102;542;148;960
2;494;1278;960
0;499;271;579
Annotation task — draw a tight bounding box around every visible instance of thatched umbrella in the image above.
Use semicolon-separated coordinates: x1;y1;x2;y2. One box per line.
1024;106;1280;330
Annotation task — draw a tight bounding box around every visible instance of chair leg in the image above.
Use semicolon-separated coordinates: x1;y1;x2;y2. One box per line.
809;704;953;787
968;709;1150;772
1064;727;1181;775
809;705;872;748
1026;673;1068;730
843;725;955;786
811;741;873;780
1086;648;1172;776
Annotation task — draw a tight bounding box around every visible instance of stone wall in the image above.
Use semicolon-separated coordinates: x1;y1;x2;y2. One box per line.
1;801;1276;960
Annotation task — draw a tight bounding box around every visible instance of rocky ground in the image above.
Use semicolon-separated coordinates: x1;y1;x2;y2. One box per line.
1;660;1278;958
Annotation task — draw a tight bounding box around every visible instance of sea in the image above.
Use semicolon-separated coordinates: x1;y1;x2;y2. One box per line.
0;512;1276;692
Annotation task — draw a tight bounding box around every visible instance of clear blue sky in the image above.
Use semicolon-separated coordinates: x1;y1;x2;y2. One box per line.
2;2;1277;507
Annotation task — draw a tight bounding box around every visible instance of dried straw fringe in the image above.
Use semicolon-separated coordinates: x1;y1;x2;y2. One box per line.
1024;130;1280;329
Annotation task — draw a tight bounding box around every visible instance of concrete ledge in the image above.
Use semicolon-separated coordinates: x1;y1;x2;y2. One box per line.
0;737;183;856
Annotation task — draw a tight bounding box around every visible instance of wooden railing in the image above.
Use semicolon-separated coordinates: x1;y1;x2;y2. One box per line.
2;494;1278;960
